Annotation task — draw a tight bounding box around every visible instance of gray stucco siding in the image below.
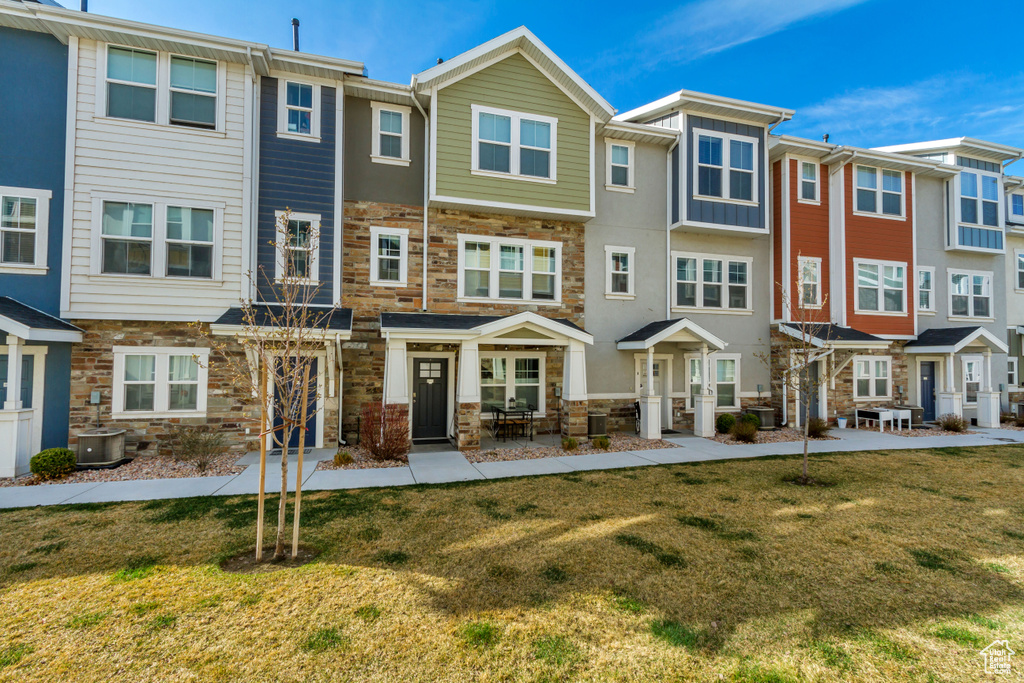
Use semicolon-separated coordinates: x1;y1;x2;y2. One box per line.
685;115;766;230
343;95;425;206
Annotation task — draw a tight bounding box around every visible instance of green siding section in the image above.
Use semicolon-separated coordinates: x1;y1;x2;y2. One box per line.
435;53;591;213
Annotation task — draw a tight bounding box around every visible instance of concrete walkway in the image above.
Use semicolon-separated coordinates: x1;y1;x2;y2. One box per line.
3;426;1024;509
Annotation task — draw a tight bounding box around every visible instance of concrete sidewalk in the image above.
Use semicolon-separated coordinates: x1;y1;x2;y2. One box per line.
3;426;1023;509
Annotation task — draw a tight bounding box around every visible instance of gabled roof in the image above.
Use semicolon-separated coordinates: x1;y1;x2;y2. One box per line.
904;326;1008;354
616;89;793;127
874;137;1024;164
616;318;726;351
0;296;82;342
778;323;890;349
380;312;591;344
412;26;615;122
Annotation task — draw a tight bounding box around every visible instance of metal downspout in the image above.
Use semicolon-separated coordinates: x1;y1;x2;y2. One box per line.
410;77;429;311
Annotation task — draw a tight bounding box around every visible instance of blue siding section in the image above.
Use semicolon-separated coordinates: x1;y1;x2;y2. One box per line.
36;341;72;450
256;78;336;304
685;115;766;230
0;27;67;315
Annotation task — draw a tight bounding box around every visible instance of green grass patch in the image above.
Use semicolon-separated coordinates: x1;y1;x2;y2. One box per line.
300;627;347;652
30;541;67;555
967;613;1002;630
649;620;703;651
732;661;798;683
1003;529;1024;541
354;605;380;622
197;596;222;609
147;614;177;631
239;594;262;607
129;601;160;616
111;555;160;582
66;610;111;629
459;621;500;648
984;562;1011;574
8;561;38;574
0;644;31;668
933;626;983;647
610;591;644;614
809;640;853;670
532;635;581;666
674;473;706;485
864;633;917;662
373;550;408;566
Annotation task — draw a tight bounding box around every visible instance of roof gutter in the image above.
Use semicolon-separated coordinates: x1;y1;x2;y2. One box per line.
409;76;429;311
767;112;788;134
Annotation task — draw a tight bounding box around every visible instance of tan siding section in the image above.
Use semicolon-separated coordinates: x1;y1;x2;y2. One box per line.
434;53;591;213
67;40;247;320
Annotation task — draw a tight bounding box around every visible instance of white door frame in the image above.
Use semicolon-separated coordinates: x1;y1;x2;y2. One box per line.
1;346;46;455
634;353;673;430
407;351;457;440
912;355;945;412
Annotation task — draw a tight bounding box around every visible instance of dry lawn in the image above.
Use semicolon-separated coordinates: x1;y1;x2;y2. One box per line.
2;444;1024;682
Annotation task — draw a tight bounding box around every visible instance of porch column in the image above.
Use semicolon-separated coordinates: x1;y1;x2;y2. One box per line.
560;339;588;440
0;335;32;479
639;346;661;439
977;349;1000;428
383;338;409;404
937;352;962;418
4;335;24;410
455;342;481;450
693;342;716;437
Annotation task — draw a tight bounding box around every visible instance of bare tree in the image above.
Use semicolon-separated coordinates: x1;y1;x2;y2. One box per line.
192;209;327;560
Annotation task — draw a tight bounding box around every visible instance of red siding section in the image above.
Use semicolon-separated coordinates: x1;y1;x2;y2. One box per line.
843;168;914;336
788;159;830;321
772;160;783;319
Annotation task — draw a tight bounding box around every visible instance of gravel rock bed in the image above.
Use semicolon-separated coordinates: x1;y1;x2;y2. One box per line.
853;426;979;437
315;446;408;470
0;453;244;488
709;427;838;445
465;433;676;463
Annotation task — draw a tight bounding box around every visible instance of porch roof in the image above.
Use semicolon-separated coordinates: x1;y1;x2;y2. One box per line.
380;312;592;344
0;297;82;342
777;323;890;349
904;326;1008;354
616;318;726;351
210;305;353;337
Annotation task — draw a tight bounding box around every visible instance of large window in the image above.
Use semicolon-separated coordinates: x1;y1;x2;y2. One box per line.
102;201;153;275
962;356;982;405
693;131;757;202
106;46;157;123
480;354;545;413
798;256;821;307
949;270;991;318
854;357;891;399
917;266;934;312
1012;194;1024;219
369;226;408;286
606;140;634;191
605;245;635;298
855;166;903;217
685;354;741;409
112;346;209;417
800;161;819;202
472;105;557;181
0;187;50;271
169;56;217;129
854;260;905;313
165;207;213;278
458;235;560;303
371;102;411;165
673;252;751;311
274;211;319;283
960;171;999;228
276;80;320;140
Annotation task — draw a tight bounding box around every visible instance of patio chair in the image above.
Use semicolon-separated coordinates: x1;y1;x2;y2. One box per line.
486;408;509;441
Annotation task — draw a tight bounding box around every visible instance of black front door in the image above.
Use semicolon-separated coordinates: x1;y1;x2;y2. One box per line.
272;358;318;449
920;361;936;421
413;358;447;440
800;362;820;424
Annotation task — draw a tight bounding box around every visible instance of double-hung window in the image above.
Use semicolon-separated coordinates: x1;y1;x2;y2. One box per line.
276;80;320;140
694;131;757;202
1009;358;1018;388
169;56;217;129
605;246;635;298
480;354;545;413
961;171;999;228
1012;194;1024;219
854;357;891;399
800;161;819;202
1017;251;1024;290
855;166;903;217
370;102;411;164
962;356;982;405
472;105;557;181
106;46;157;123
166;207;213;278
113;346;209;417
685;355;740;409
798;257;821;307
673;252;751;311
102;201;153;275
458;235;560;303
607;140;634;190
854;260;905;313
949;270;992;318
369;226;408;286
274;211;319;282
917;266;934;312
0;188;50;270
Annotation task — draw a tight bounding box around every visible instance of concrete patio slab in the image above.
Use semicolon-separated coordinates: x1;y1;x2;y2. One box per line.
554;451;655;471
304;467;416;491
408;452;483;484
235;448;336;466
474;457;575;480
213;461;319;496
0;482;104;509
61;476;239;504
625;447;696;464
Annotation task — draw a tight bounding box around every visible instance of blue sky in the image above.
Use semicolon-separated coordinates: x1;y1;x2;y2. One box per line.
85;0;1024;171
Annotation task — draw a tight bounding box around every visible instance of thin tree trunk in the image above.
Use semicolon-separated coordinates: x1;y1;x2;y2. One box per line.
292;365;311;559
275;427;290;560
256;364;268;562
803;411;810;480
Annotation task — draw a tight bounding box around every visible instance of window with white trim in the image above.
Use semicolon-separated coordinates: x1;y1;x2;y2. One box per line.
370;102;411;165
685;354;741;409
112;346;209;417
274;211;320;283
800;161;819;202
1;187;50;271
369;226;408;286
165;206;214;278
917;266;934;312
855;166;903;217
480;354;545;414
673;252;751;311
694;130;757;202
1017;251;1024;290
1009;357;1017;388
101;201;153;275
949;270;991;318
1012;193;1024;219
798;256;821;307
960;171;999;228
853;356;891;399
458;235;560;303
106;46;157;123
605;245;635;298
472;105;557;181
169;56;217;129
277;80;320;140
854;259;905;313
962;355;982;405
606;140;634;190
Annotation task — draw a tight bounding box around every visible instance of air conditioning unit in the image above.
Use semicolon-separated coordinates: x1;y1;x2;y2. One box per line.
77;428;127;466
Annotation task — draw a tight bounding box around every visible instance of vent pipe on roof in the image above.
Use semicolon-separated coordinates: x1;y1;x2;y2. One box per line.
823;133;830;143
81;0;87;11
437;58;444;65
291;18;300;51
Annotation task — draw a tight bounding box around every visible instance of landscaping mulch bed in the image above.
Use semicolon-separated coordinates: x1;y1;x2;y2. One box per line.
220;545;320;574
315;446;408;471
0;453;244;488
709;427;838;445
465;433;676;463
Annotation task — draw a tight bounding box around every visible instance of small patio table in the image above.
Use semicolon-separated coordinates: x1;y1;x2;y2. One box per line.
855;408;893;432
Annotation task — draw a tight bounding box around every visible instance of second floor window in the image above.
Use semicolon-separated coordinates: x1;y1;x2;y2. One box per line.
607;141;634;190
105;46;219;130
458;235;560;303
371;103;411;164
961;171;999;227
99;200;219;279
855;166;903;217
276;81;320;140
950;270;991;318
696;133;756;202
855;260;904;313
106;47;157;123
1;195;37;266
102;202;153;275
605;246;634;298
798;257;821;307
472;106;557;181
800;161;818;201
369;226;408;286
674;252;750;311
169;57;217;129
1012;194;1024;218
917;266;934;312
166;207;213;278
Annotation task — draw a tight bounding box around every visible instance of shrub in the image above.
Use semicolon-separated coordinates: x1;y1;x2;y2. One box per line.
359;404;410;462
591;435;611;450
561;436;579;451
715;413;736;434
1015;413;1024;429
806;417;832;439
30;448;76;480
740;412;761;429
937;413;967;433
173;426;226;473
334;450;353;466
730;420;758;443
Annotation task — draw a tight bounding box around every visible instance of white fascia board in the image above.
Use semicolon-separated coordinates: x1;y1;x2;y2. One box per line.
0;315;82;343
616;88;793;124
876;137;1024;162
207;325;351;341
617;319;726;352
471;312;593;345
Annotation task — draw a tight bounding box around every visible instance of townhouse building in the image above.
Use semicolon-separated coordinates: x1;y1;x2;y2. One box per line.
1007;175;1024;406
